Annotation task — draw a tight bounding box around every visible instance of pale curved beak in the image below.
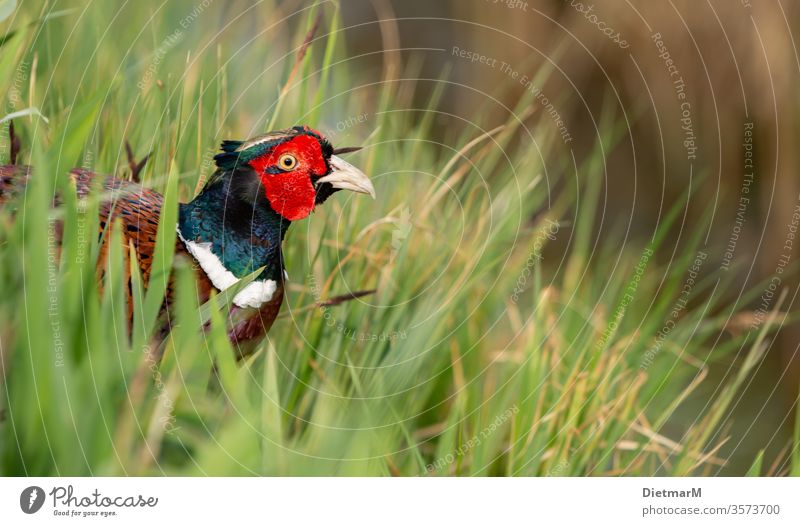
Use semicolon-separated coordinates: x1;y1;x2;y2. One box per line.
318;155;376;199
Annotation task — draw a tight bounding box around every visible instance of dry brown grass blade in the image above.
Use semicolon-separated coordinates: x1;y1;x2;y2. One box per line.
267;11;322;130
276;288;375;319
124;140;151;182
296;12;321;67
319;288;376;307
9;121;20;165
372;0;400;84
332;146;362;155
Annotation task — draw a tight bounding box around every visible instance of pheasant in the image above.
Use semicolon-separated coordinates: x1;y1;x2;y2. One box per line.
0;125;375;355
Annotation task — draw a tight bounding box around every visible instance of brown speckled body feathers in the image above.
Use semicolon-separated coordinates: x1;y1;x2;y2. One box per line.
0;165;283;352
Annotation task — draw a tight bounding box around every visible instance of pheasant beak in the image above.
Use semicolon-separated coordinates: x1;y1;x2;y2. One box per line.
318;155;376;199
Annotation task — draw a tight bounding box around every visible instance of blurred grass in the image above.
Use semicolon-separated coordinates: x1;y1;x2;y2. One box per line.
0;0;796;476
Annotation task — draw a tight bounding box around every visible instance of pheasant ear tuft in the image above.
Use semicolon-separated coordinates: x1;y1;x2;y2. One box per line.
220;140;244;153
214;140;246;171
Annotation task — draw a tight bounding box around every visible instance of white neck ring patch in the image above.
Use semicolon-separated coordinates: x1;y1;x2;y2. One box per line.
176;225;277;308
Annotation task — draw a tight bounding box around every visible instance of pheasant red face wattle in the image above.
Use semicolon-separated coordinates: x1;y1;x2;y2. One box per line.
247;131;375;221
248;134;326;221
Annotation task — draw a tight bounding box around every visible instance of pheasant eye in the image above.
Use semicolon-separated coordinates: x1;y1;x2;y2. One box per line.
278;153;297;171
